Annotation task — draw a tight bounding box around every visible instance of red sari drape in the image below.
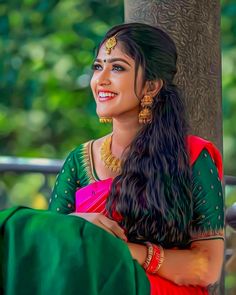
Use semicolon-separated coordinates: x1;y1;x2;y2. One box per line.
75;135;223;295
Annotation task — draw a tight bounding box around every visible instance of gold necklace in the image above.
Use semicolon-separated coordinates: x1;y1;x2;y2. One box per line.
100;135;121;173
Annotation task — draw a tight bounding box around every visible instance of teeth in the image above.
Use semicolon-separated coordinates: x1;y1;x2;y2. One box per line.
98;92;116;98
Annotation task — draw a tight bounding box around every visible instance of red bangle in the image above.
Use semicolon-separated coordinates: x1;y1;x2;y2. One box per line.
143;242;153;270
143;242;165;274
146;244;160;273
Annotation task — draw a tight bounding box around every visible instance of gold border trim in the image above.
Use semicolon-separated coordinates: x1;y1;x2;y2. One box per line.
80;141;97;183
190;228;225;242
89;140;100;181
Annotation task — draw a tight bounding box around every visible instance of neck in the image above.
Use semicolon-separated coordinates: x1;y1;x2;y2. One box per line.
111;117;142;158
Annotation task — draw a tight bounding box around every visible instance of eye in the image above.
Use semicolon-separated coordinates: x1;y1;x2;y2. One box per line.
92;63;102;71
112;64;125;72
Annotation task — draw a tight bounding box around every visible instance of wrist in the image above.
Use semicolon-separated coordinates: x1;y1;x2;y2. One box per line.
143;242;165;274
127;242;148;265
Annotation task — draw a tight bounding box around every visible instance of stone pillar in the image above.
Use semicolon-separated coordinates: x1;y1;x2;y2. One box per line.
124;1;224;294
124;0;222;152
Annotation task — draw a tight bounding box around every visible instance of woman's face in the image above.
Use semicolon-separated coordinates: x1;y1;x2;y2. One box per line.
90;42;144;121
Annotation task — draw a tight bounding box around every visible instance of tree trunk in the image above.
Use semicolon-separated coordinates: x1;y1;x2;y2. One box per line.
124;1;224;294
124;0;222;152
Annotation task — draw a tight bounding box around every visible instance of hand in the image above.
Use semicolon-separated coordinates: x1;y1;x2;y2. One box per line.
126;242;148;265
174;247;209;286
70;212;127;241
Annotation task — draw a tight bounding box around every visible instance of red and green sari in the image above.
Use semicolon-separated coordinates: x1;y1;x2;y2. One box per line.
0;135;224;294
48;135;224;294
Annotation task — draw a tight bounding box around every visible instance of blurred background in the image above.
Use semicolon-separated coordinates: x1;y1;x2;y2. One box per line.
0;0;123;209
0;0;235;293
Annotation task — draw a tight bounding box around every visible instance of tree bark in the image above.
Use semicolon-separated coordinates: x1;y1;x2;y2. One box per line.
124;1;224;294
124;0;222;152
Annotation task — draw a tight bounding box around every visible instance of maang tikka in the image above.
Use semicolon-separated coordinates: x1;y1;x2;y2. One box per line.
138;95;153;124
105;33;118;54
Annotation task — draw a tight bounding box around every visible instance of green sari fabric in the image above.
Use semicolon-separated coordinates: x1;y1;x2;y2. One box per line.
0;207;150;295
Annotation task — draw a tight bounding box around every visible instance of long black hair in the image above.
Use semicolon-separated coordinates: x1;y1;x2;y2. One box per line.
98;23;193;248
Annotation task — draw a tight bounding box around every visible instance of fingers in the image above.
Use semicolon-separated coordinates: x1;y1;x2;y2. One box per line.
99;215;127;241
69;212;127;241
95;222;115;236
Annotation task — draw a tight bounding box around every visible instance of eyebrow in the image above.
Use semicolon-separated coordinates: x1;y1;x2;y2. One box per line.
95;58;131;67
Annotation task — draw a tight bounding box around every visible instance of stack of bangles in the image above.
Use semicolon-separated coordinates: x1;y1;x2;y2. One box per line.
142;242;165;274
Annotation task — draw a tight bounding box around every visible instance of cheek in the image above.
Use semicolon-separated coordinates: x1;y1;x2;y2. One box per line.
90;76;96;94
124;81;140;102
119;89;140;109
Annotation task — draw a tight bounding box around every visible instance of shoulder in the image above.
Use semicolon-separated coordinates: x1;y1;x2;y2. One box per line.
65;140;93;160
187;135;223;180
57;141;92;175
192;148;217;171
91;133;112;150
62;134;111;169
69;134;111;156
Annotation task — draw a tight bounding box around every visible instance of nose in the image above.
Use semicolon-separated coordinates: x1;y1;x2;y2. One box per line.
96;67;111;86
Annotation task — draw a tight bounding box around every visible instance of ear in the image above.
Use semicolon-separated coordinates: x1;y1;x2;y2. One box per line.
144;79;163;97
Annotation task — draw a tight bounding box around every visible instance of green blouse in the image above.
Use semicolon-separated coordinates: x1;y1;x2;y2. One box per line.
49;140;224;243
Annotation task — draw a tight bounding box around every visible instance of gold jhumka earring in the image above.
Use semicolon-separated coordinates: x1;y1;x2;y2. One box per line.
99;34;118;124
138;95;153;124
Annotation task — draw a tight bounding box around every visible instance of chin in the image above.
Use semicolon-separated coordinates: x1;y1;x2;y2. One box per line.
96;109;114;118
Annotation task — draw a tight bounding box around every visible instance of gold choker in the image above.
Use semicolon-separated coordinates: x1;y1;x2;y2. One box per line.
100;135;121;173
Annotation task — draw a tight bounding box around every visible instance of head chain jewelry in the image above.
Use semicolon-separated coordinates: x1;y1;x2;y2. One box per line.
105;33;118;54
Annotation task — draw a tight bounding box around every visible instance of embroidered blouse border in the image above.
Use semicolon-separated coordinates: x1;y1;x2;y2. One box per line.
79;141;98;183
79;140;100;183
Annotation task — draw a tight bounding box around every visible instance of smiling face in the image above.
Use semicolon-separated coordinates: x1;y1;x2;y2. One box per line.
90;42;145;121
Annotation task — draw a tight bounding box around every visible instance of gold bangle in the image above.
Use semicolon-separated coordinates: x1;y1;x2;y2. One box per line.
143;242;153;270
154;245;165;272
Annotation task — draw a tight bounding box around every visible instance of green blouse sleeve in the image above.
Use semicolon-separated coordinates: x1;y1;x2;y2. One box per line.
189;148;224;243
48;149;81;214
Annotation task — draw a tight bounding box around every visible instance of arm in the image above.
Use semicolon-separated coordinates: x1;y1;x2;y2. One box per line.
127;148;225;287
127;239;223;287
49;148;80;214
70;212;127;241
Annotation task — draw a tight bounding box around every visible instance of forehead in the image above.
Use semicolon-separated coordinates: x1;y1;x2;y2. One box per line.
96;42;134;62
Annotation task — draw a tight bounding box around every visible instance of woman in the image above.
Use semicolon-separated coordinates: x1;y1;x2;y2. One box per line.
49;23;224;294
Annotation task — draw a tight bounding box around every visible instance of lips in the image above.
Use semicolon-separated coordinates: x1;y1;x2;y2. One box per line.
98;90;118;102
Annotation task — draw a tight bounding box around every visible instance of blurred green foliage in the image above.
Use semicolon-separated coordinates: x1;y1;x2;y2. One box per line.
0;0;123;209
221;0;236;176
0;0;235;204
0;0;235;172
0;0;123;159
0;1;235;202
221;9;236;291
0;0;236;293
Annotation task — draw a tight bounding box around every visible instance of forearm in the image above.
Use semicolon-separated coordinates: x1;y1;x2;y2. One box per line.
154;247;210;286
127;242;212;287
